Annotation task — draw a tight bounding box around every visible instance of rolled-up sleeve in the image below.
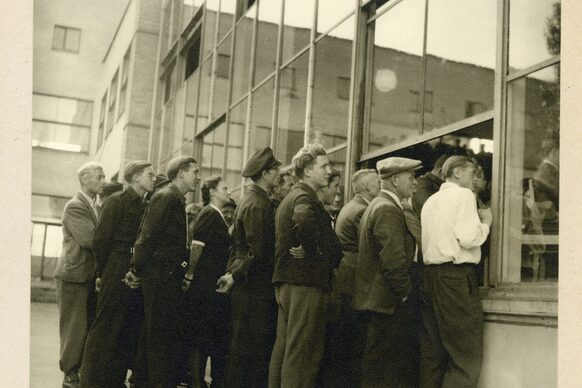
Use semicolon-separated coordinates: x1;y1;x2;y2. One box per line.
454;190;490;249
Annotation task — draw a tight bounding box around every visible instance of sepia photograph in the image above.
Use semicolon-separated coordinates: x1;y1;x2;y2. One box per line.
2;0;576;386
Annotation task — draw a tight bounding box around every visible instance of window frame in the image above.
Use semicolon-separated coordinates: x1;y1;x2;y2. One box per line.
52;25;81;53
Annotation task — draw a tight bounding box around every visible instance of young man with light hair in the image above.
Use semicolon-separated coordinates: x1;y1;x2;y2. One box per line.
269;144;342;388
420;155;493;388
54;162;106;388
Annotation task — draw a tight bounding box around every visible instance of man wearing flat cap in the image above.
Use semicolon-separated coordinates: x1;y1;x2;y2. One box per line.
215;147;281;388
353;156;422;388
80;160;155;387
125;155;200;387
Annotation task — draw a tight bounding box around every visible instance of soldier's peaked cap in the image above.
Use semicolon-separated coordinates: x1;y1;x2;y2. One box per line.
242;147;282;178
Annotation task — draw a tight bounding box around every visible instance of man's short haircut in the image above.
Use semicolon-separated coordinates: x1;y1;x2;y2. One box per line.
291;143;327;179
77;162;104;183
442;155;475;179
433;154;450;170
166;156;197;180
278;171;292;186
351;169;377;194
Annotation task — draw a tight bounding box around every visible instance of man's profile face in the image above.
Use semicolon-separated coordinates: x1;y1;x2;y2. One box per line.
320;176;340;206
182;163;201;191
279;175;294;198
306;155;331;189
86;168;106;195
136;166;156;193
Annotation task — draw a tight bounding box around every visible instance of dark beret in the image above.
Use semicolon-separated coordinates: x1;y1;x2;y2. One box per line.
166;156;197;180
242;147;282;178
123;160;151;182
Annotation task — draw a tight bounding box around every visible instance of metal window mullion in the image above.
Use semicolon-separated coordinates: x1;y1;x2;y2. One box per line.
303;0;318;146
344;0;363;198
366;0;405;24
270;0;286;150
314;10;355;44
207;0;222;123
506;55;561;82
147;0;167;165
361;9;375;156
419;0;429;133
222;4;238;179
40;224;48;280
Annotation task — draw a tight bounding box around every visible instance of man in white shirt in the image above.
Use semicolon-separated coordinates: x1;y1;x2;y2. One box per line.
420;155;493;388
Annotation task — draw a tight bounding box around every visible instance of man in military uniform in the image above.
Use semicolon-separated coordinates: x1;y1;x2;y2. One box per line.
124;156;200;388
353;157;422;388
269;144;343;388
80;161;156;387
216;147;282;388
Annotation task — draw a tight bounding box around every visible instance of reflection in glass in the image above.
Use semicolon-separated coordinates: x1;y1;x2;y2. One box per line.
232;14;254;103
160;98;176;163
277;51;309;165
213;34;232;117
182;0;204;28
249;77;274;155
255;0;282;84
184;68;199;142
198;57;213;130
509;0;560;72
311;15;354;149
203;0;219;59
219;0;236;41
32;121;90;152
33;95;93;126
317;0;354;35
281;0;315;65
171;0;182;42
424;0;496;131
505;64;559;283
369;0;424;152
201;122;226;178
226;99;247;189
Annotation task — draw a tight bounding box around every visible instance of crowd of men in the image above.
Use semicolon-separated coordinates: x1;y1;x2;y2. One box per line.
54;143;492;388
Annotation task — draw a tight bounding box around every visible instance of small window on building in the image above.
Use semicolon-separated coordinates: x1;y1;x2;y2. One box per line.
97;92;107;150
336;76;350;100
107;71;119;135
216;53;231;79
52;25;81;53
280;67;297;92
118;46;131;118
185;35;201;80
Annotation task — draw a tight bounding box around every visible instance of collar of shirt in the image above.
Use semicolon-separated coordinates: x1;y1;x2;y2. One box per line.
440;181;461;191
79;190;97;208
361;195;370;205
210;204;228;225
381;189;403;209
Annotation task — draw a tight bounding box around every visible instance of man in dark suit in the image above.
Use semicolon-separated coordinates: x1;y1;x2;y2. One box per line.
80;161;156;388
412;154;448;216
216;147;282;388
353;157;422;388
54;162;106;388
269;144;343;388
124;156;200;388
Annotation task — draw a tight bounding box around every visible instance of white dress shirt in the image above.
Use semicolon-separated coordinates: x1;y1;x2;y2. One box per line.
420;182;489;265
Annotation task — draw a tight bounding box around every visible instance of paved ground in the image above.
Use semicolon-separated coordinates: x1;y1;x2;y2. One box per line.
30;302;62;388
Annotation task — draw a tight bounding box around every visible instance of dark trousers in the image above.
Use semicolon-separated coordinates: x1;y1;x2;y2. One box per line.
269;284;329;388
225;282;277;388
56;279;96;376
142;262;185;387
80;252;145;387
419;263;483;388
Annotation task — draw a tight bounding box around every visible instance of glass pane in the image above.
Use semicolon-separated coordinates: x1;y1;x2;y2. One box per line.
226;99;247;188
160;99;176;163
249;77;274;154
198;57;213;130
32;121;90;152
424;0;496;132
204;0;219;58
219;0;236;41
31;223;45;258
185;68;199;142
182;0;204;27
31;195;68;220
255;0;282;84
368;0;425;152
65;28;80;52
57;99;93;126
171;0;182;42
52;26;66;50
161;0;172;56
317;0;354;35
509;0;560;72
311;15;354;149
231;14;254;103
45;225;64;259
328;147;347;176
33;94;58;122
213;34;232;117
201;121;226;177
277;50;309;165
505;64;560;283
281;0;315;65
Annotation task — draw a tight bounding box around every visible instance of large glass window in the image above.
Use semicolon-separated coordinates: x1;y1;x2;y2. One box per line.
161;0;172;56
184;68;200;143
281;0;315;65
213;34;232;117
311;15;354;149
203;0;219;59
277;50;309;165
107;71;119;134
249;77;274;154
317;0;354;35
32;94;93;153
201;122;226;177
182;0;204;28
52;25;81;53
219;0;236;41
226;100;247;188
368;0;425;151
231;11;254;103
118;45;131;118
504;64;559;283
198;57;213;130
97;92;107;149
509;0;561;73
424;0;496;131
31;221;63;280
254;0;282;84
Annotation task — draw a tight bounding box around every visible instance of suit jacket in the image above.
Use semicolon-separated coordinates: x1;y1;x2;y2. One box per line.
228;184;276;287
54;192;99;283
353;191;416;315
272;182;343;292
334;194;369;296
412;172;442;216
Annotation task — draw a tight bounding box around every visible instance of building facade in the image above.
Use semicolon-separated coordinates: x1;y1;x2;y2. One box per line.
150;0;560;386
